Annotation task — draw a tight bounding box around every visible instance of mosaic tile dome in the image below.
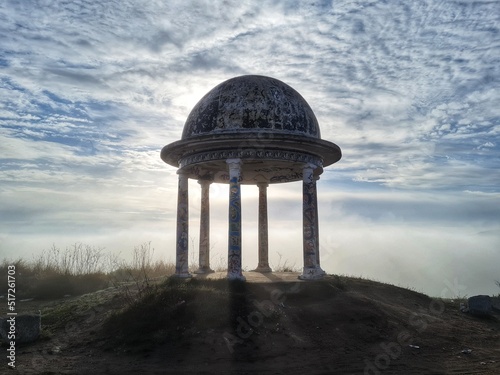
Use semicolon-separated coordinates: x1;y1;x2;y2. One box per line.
182;75;321;139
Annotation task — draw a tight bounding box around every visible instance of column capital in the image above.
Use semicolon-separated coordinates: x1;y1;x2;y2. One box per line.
306;162;318;168
257;181;269;189
303;163;316;183
227;158;242;180
226;158;242;167
197;178;213;187
177;170;189;189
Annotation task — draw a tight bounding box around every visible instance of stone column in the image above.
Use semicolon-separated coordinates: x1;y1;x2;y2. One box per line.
314;175;321;269
195;179;214;274
299;164;325;280
253;182;272;273
226;159;245;281
174;170;191;278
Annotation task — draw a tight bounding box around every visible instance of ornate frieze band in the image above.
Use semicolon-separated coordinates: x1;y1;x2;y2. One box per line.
179;149;323;169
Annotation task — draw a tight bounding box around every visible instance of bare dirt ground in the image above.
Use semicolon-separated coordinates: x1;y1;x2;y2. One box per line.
5;272;500;375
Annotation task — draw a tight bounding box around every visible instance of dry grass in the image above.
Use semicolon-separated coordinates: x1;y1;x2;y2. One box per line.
272;252;300;272
0;242;175;300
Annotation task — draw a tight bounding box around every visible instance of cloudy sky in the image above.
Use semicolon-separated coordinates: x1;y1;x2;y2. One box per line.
1;0;499;296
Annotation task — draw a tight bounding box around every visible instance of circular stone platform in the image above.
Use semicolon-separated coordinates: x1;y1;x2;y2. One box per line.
193;271;304;283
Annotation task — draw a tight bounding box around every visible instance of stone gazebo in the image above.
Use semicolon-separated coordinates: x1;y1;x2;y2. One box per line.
161;75;341;281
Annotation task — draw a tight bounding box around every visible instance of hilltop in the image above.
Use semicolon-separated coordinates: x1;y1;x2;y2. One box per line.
6;273;500;375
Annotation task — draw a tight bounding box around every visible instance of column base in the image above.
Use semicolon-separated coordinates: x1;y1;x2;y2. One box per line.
298;267;326;280
251;266;273;273
194;267;215;274
227;271;246;281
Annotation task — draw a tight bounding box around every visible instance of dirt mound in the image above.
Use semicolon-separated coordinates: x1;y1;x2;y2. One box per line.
5;275;500;374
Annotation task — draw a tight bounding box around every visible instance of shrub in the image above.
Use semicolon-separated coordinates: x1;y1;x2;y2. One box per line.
1;242;175;300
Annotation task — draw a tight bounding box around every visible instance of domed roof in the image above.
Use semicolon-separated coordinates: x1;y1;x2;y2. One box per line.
161;75;341;184
182;75;321;139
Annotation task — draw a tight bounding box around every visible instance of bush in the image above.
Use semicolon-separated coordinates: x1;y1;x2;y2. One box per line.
1;242;175;299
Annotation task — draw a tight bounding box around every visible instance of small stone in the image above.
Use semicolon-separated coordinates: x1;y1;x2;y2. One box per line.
460;302;468;313
0;314;41;344
48;346;61;355
467;295;492;317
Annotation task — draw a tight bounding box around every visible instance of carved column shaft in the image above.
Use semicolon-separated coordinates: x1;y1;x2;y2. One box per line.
195;179;214;274
299;164;325;280
227;159;245;281
314;175;321;268
175;171;191;278
254;182;272;272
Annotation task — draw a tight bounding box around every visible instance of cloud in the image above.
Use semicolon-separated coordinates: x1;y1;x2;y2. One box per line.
323;188;500;225
0;0;499;295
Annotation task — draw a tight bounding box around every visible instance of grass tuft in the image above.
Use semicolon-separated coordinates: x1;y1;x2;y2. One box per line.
0;242;175;299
